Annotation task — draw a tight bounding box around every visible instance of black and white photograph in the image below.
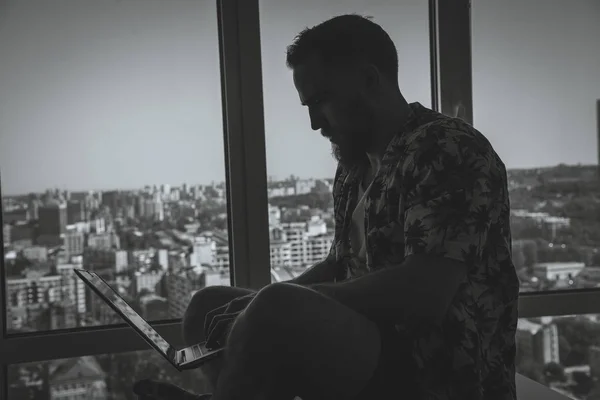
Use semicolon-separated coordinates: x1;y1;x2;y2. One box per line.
1;0;600;399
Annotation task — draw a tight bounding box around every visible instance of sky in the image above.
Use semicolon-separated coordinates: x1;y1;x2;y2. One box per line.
0;0;598;195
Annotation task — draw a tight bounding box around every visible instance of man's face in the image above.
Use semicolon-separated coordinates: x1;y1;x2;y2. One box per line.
293;56;375;168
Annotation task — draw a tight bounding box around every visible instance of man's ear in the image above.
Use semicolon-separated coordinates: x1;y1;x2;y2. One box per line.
359;63;381;93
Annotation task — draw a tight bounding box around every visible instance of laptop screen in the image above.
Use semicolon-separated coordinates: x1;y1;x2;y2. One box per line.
75;269;171;357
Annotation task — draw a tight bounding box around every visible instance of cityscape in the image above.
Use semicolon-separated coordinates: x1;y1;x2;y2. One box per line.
1;0;599;398
3;163;600;399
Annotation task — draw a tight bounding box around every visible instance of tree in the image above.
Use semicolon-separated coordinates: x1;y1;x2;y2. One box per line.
543;362;566;383
517;359;546;384
558;335;571;365
555;316;600;366
571;371;594;397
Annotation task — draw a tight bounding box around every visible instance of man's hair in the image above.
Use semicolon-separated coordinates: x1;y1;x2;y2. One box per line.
286;14;399;82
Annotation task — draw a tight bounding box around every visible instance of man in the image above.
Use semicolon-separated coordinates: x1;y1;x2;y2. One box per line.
134;14;519;400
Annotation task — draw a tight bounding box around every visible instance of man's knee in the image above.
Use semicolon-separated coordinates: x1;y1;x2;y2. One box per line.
240;283;308;333
251;282;315;315
182;285;254;346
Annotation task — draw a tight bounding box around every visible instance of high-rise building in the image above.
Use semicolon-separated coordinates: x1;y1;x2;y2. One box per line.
167;267;207;318
28;197;40;220
157;249;169;271
5;274;64;331
67;201;85;224
82;248;128;322
181;183;188;199
268;205;281;226
131;270;165;295
64;231;85;260
84;192;101;219
269;227;291;268
305;233;334;265
8;222;33;248
57;263;87;316
89;217;106;234
191;237;217;268
516;319;560;365
83;248;128;276
88;231;120;250
102;190;120;216
124;204;136;220
38;202;67;238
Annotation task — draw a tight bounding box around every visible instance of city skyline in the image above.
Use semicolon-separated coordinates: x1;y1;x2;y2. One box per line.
0;0;599;196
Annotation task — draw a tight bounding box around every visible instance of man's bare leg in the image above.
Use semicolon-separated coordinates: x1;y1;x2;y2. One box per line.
182;285;256;390
212;282;382;400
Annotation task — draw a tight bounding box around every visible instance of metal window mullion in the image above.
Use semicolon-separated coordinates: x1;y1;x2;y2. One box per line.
519;290;600;319
430;0;473;124
1;364;6;400
1;173;6;400
0;321;185;366
218;0;271;290
428;0;441;113
429;0;600;320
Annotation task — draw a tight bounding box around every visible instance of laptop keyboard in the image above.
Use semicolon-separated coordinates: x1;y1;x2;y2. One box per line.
191;344;202;358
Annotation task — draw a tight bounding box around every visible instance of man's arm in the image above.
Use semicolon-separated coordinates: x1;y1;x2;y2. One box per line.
309;254;466;325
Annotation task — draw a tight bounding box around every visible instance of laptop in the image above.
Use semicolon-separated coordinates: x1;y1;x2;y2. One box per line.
74;268;224;371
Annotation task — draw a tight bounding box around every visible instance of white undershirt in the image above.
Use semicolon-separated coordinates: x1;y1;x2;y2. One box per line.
349;156;381;264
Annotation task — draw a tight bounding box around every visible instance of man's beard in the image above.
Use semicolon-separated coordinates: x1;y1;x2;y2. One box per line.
329;104;374;169
330;134;369;170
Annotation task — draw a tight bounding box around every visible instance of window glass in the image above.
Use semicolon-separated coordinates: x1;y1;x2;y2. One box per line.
0;0;230;334
472;0;600;293
8;349;211;399
259;0;431;280
517;314;600;399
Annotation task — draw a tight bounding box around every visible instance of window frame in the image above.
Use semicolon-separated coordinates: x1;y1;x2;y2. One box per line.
1;0;599;399
0;0;271;397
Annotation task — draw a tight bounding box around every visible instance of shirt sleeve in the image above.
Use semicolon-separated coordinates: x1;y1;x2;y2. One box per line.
402;126;501;265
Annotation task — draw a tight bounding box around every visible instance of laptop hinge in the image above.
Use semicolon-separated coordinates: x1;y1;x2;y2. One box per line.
167;346;178;363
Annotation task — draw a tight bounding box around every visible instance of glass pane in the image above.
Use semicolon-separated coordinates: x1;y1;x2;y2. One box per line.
472;0;600;293
517;314;600;399
1;0;231;334
8;349;211;400
259;0;431;281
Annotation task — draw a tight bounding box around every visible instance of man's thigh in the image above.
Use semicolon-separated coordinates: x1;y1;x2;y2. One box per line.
249;283;382;400
182;285;256;346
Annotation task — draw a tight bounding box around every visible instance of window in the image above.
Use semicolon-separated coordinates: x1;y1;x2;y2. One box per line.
259;0;432;280
472;0;600;293
517;314;600;399
7;349;211;399
0;0;230;334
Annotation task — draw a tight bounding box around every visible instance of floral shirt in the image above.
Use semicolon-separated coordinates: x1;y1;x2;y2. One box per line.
329;103;520;399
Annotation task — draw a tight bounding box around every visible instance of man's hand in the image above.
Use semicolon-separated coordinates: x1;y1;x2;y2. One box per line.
132;379;211;399
204;293;256;349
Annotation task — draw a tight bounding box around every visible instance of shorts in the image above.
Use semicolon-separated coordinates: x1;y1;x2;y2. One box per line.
357;324;419;399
